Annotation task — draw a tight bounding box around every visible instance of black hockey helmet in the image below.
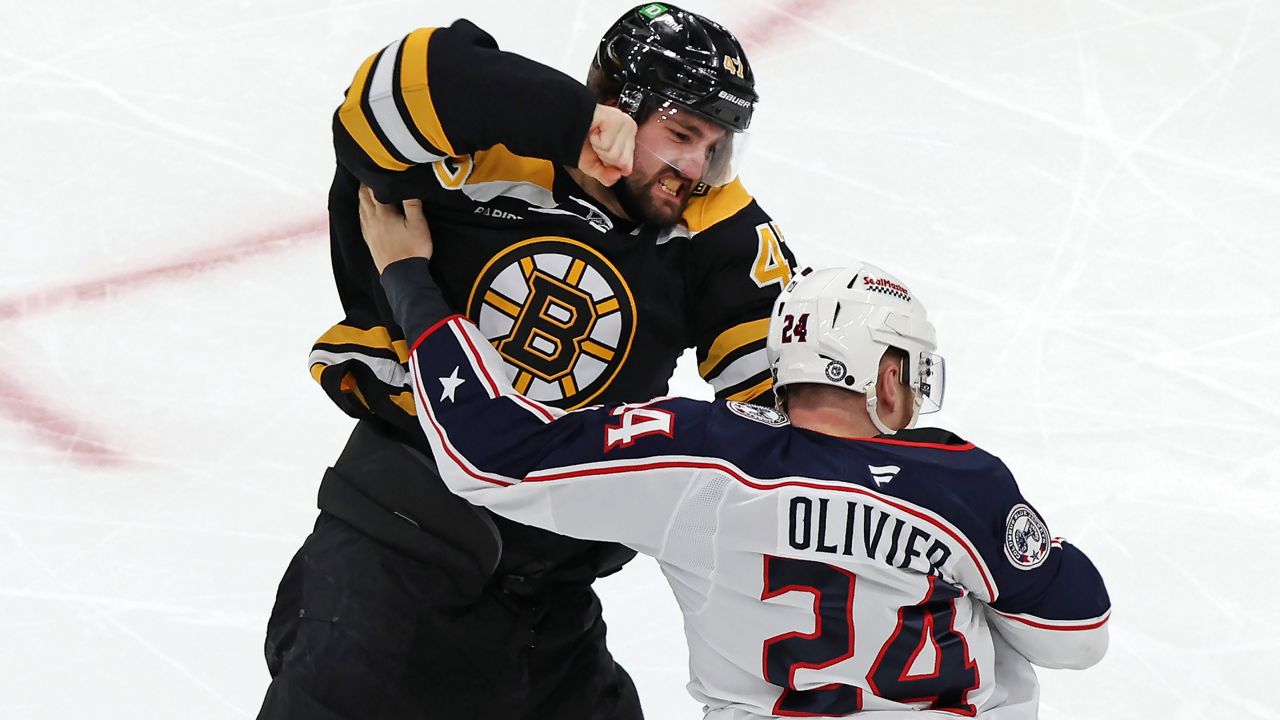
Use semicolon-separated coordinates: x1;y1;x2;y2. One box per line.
591;3;757;132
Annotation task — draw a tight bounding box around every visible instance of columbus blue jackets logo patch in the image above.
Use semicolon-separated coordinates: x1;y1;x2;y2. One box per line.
468;237;636;409
727;401;789;427
1003;504;1050;570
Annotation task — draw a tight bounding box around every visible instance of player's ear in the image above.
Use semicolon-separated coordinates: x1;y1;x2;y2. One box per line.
880;353;901;407
875;354;904;416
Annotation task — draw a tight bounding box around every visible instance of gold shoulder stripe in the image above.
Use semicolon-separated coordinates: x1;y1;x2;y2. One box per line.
314;324;409;363
682;178;753;233
726;376;773;403
338;50;409;171
400;28;457;158
699;317;769;377
469;144;555;191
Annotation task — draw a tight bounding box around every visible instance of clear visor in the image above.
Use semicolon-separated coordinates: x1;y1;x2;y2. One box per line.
636;101;751;187
915;352;945;415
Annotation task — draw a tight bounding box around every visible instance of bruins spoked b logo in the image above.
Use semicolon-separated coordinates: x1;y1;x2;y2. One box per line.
467;237;636;409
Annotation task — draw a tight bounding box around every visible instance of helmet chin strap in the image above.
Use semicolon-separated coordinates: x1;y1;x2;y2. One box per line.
904;393;924;430
865;385;925;435
864;386;897;436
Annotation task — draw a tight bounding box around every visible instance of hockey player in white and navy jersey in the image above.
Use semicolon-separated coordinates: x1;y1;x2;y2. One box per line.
358;189;1111;719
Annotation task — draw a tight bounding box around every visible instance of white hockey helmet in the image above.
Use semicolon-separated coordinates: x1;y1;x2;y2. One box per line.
766;264;944;434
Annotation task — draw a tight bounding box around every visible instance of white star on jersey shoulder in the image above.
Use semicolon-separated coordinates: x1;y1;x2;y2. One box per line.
439;366;466;402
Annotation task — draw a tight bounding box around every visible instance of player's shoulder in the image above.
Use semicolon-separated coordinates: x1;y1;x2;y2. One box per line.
872;427;1023;502
680;177;770;238
420;143;556;197
469;144;556;191
862;427;1011;480
877;427;974;449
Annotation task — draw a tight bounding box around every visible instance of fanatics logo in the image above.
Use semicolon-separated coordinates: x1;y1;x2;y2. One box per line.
727;401;789;427
1003;504;1051;570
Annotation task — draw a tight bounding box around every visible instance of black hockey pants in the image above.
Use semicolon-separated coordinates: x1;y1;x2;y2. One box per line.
256;512;643;720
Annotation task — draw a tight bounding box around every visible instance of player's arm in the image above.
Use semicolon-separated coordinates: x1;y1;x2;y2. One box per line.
683;183;798;404
985;538;1111;670
334;19;632;200
976;464;1111;670
362;189;704;554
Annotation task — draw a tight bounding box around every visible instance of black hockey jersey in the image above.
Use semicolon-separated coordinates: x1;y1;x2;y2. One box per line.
312;20;794;435
308;21;797;587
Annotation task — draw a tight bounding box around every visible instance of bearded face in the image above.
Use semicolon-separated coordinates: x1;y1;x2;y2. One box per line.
613;105;728;226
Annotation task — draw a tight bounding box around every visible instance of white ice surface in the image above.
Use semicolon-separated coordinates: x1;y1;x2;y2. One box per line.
2;0;1277;718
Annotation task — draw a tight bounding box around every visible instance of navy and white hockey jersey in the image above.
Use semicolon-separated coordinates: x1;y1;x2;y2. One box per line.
393;282;1111;719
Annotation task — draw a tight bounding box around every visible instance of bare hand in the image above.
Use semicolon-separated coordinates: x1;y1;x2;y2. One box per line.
577;104;636;186
357;185;433;274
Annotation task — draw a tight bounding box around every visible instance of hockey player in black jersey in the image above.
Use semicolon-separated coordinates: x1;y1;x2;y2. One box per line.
359;191;1112;719
258;5;797;720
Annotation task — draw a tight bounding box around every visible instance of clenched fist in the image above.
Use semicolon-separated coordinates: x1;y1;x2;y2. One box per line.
578;104;636;186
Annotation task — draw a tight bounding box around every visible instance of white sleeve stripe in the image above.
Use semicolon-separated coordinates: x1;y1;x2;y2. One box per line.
511;395;559;422
307;349;406;387
991;607;1111;631
368;38;447;165
469;181;557;207
706;348;768;391
448;320;502;398
410;351;516;486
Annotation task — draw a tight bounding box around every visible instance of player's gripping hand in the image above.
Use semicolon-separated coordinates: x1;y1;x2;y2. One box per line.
357;185;434;274
578;104;636;187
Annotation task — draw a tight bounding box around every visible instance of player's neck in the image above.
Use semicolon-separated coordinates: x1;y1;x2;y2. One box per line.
565;166;633;221
787;404;879;439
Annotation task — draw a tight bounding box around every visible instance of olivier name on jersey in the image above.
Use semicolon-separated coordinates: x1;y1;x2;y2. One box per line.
780;491;954;577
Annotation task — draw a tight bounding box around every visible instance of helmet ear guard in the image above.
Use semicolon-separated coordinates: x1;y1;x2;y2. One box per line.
766;264;944;434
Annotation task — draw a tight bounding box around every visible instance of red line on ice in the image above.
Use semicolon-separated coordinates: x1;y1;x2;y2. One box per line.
0;219;326;466
0;371;128;468
736;0;839;51
0;218;326;323
0;0;833;467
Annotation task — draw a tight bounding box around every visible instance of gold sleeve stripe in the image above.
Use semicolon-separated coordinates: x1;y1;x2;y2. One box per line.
390;391;417;416
470;145;556;191
400;28;457;158
726;376;773;403
682;178;753;233
310;363;373;410
341;372;371;410
699;317;770;376
314;324;409;363
338;51;410;171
